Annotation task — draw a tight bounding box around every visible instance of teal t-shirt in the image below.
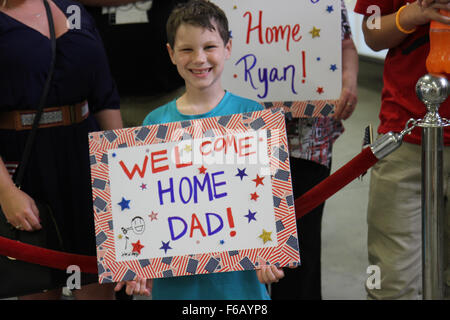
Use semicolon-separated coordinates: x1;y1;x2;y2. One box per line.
142;91;269;300
143;91;263;124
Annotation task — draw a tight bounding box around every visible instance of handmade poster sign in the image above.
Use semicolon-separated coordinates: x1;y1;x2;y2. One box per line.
212;0;341;117
89;108;300;282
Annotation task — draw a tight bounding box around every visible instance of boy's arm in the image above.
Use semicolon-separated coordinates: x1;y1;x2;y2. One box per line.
361;1;450;51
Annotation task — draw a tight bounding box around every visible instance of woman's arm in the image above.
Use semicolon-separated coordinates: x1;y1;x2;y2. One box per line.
94;109;123;130
333;37;359;120
0;157;41;231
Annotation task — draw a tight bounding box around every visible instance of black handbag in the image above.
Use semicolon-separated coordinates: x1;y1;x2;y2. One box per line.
0;0;68;299
0;204;67;299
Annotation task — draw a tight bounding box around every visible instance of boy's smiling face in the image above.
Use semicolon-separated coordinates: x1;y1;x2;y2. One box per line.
167;21;232;93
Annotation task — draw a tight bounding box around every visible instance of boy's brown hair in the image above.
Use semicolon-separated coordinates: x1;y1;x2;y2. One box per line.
166;0;230;48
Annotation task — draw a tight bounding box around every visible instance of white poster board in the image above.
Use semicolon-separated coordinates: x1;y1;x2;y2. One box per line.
90;109;300;281
213;0;342;104
108;131;277;261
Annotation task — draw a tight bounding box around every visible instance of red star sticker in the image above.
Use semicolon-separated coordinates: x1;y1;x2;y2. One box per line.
316;87;324;94
131;240;144;254
198;165;207;174
252;174;265;187
250;192;259;201
149;211;158;221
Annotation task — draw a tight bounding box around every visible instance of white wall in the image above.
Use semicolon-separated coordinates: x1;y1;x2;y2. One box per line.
345;0;387;60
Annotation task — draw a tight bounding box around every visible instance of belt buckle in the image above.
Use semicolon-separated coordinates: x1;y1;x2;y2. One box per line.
69;104;77;123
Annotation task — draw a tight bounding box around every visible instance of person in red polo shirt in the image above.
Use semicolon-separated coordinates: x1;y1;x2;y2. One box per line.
354;0;449;299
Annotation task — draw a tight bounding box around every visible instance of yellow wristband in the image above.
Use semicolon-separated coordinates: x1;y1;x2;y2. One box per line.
396;5;417;34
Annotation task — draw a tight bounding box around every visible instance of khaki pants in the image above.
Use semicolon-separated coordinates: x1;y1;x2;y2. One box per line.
366;141;450;300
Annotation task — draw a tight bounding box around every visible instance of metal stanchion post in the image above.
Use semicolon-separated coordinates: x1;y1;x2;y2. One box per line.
415;74;449;300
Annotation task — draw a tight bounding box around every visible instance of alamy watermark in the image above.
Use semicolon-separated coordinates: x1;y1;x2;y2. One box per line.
66;5;81;30
365;5;381;30
366;265;381;290
65;265;81;290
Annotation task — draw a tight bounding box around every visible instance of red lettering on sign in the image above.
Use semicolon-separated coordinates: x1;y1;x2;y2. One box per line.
190;213;207;238
151;150;169;173
244;10;302;52
119;156;149;180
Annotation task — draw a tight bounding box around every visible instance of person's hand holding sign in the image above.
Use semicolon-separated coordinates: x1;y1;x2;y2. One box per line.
256;265;286;284
115;276;153;297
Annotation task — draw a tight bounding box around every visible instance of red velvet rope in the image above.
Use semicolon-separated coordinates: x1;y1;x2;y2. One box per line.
0;147;379;274
0;236;98;274
295;146;379;219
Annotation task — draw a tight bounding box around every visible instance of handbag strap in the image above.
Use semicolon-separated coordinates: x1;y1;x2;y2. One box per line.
14;0;57;188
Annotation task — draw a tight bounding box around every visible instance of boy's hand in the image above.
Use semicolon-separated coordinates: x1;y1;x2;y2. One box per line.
256;265;285;284
114;276;153;297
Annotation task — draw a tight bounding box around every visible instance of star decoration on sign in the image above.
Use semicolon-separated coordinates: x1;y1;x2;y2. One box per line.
184;144;192;152
259;229;272;244
160;241;172;254
131;240;144;254
316;87;324;94
252;175;264;187
326;5;334;13
235;168;248;180
250;192;259;201
140;183;147;190
309;26;321;38
198;165;207;174
149;211;158;221
330;64;337;72
244;209;257;223
118;197;131;211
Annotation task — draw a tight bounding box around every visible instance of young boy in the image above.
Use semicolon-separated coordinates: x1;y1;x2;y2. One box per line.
114;0;285;299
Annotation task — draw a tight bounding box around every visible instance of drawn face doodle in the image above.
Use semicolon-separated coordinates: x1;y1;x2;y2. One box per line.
131;216;145;235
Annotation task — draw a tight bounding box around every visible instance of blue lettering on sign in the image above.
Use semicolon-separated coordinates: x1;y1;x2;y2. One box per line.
168;212;225;241
193;173;214;203
158;171;227;205
236;54;258;90
211;171;227;199
235;53;297;99
158;178;175;205
205;213;224;236
179;177;193;204
168;216;188;240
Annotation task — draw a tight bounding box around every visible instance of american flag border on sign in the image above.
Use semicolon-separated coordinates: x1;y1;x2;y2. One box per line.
88;108;300;282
